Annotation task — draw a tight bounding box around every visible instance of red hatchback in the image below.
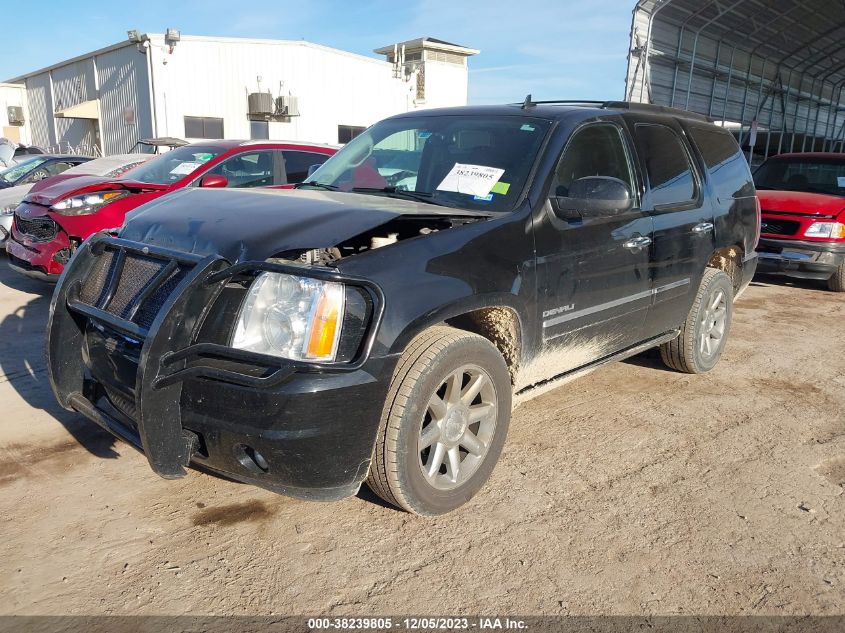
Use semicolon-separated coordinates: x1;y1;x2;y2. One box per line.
754;152;845;291
7;140;336;281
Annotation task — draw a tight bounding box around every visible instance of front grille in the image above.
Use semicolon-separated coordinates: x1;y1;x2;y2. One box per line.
78;249;192;331
760;217;800;236
15;214;58;241
103;385;138;424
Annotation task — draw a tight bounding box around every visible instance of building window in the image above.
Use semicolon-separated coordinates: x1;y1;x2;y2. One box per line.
184;116;224;139
250;120;269;140
338;125;365;144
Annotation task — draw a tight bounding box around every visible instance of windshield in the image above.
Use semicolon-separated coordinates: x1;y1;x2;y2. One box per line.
0;157;49;183
122;145;224;185
302;114;552;212
754;157;845;197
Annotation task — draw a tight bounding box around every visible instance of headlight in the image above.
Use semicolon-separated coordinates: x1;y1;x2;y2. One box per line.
232;272;345;361
0;204;16;216
804;221;845;238
50;190;129;216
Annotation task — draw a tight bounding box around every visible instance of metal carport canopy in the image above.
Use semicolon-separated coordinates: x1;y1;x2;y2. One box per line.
625;0;845;163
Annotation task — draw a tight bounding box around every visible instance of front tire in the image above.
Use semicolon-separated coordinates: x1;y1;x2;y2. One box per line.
367;326;512;515
660;268;734;374
827;263;845;292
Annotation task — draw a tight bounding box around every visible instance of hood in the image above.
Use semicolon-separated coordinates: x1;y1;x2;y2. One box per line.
24;175;168;206
0;183;34;210
758;189;845;217
121;187;488;263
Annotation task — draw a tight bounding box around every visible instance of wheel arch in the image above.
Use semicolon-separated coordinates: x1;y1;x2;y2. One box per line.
707;244;744;293
389;295;525;385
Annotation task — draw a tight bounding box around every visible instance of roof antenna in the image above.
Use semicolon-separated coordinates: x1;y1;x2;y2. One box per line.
522;93;534;109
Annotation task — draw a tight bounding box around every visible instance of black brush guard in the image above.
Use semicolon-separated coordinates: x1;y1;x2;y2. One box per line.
46;234;384;480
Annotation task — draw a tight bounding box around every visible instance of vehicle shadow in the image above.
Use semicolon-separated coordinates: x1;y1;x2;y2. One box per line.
749;272;829;292
0;257;118;458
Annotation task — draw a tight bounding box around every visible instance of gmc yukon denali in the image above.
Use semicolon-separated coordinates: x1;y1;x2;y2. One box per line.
46;101;759;515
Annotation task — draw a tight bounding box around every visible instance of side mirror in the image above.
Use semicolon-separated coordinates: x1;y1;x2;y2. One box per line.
307;164;323;178
551;176;633;220
199;174;228;188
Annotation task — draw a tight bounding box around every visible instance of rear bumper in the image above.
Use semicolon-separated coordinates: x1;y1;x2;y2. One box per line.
47;235;391;501
737;251;758;296
756;237;845;280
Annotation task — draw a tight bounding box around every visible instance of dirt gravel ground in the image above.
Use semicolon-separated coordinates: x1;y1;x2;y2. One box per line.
0;258;843;616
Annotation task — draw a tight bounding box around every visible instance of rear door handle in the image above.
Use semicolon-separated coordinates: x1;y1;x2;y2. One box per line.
623;236;652;249
692;222;714;234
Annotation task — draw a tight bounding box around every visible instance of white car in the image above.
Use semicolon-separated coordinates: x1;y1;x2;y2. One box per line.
0;154;150;250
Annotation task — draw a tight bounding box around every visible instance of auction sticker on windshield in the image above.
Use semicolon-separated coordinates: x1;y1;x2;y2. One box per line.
170;161;202;176
437;163;505;197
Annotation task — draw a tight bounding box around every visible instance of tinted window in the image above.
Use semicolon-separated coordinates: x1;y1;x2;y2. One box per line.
754;157;845;197
554;124;635;198
688;125;752;200
204;150;276;188
185;116;224;139
283;150;329;183
636;124;696;206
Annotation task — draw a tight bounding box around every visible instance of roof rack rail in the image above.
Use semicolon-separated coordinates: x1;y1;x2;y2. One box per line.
515;97;712;122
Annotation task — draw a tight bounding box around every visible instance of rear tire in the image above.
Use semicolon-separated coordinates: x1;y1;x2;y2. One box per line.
367;326;512;516
827;263;845;292
660;268;734;374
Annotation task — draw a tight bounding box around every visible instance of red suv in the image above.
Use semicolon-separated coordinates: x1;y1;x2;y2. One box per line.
754;152;845;291
7;140;335;281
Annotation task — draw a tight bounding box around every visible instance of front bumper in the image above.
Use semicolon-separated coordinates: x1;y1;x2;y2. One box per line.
6;225;69;279
756;237;845;280
47;234;392;501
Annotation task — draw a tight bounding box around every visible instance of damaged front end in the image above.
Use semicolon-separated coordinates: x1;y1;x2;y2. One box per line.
47;233;389;498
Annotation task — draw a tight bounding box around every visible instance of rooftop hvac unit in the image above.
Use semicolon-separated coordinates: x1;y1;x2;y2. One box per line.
7;106;24;126
247;92;275;119
276;95;300;117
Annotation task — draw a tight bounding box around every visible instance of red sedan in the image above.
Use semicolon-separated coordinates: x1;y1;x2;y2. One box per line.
7;140;336;281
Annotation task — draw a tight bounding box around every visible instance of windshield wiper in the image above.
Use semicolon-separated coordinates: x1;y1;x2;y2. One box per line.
350;187;453;207
296;181;338;191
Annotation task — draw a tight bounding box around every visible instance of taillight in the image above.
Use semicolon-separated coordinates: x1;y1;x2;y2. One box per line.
754;197;761;248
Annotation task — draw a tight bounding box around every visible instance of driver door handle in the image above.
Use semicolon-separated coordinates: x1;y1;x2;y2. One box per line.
692;222;714;234
623;236;652;249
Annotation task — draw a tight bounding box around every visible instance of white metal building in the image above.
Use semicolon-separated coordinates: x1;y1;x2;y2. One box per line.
4;34;478;156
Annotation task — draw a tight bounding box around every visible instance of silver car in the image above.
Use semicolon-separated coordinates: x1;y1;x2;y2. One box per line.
0;154;150;250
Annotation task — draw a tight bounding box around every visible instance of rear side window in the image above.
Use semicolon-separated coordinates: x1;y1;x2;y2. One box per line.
283;150;329;183
635;124;696;207
688;125;753;200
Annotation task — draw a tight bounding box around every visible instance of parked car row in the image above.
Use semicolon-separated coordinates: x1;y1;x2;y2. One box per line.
4;139;335;279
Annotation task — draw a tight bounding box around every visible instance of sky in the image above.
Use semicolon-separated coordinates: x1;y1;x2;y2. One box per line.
0;0;636;105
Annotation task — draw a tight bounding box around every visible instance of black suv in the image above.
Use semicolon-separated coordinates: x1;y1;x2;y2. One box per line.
46;101;759;515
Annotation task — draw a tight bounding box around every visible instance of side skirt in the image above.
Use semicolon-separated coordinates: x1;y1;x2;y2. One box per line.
514;330;680;406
